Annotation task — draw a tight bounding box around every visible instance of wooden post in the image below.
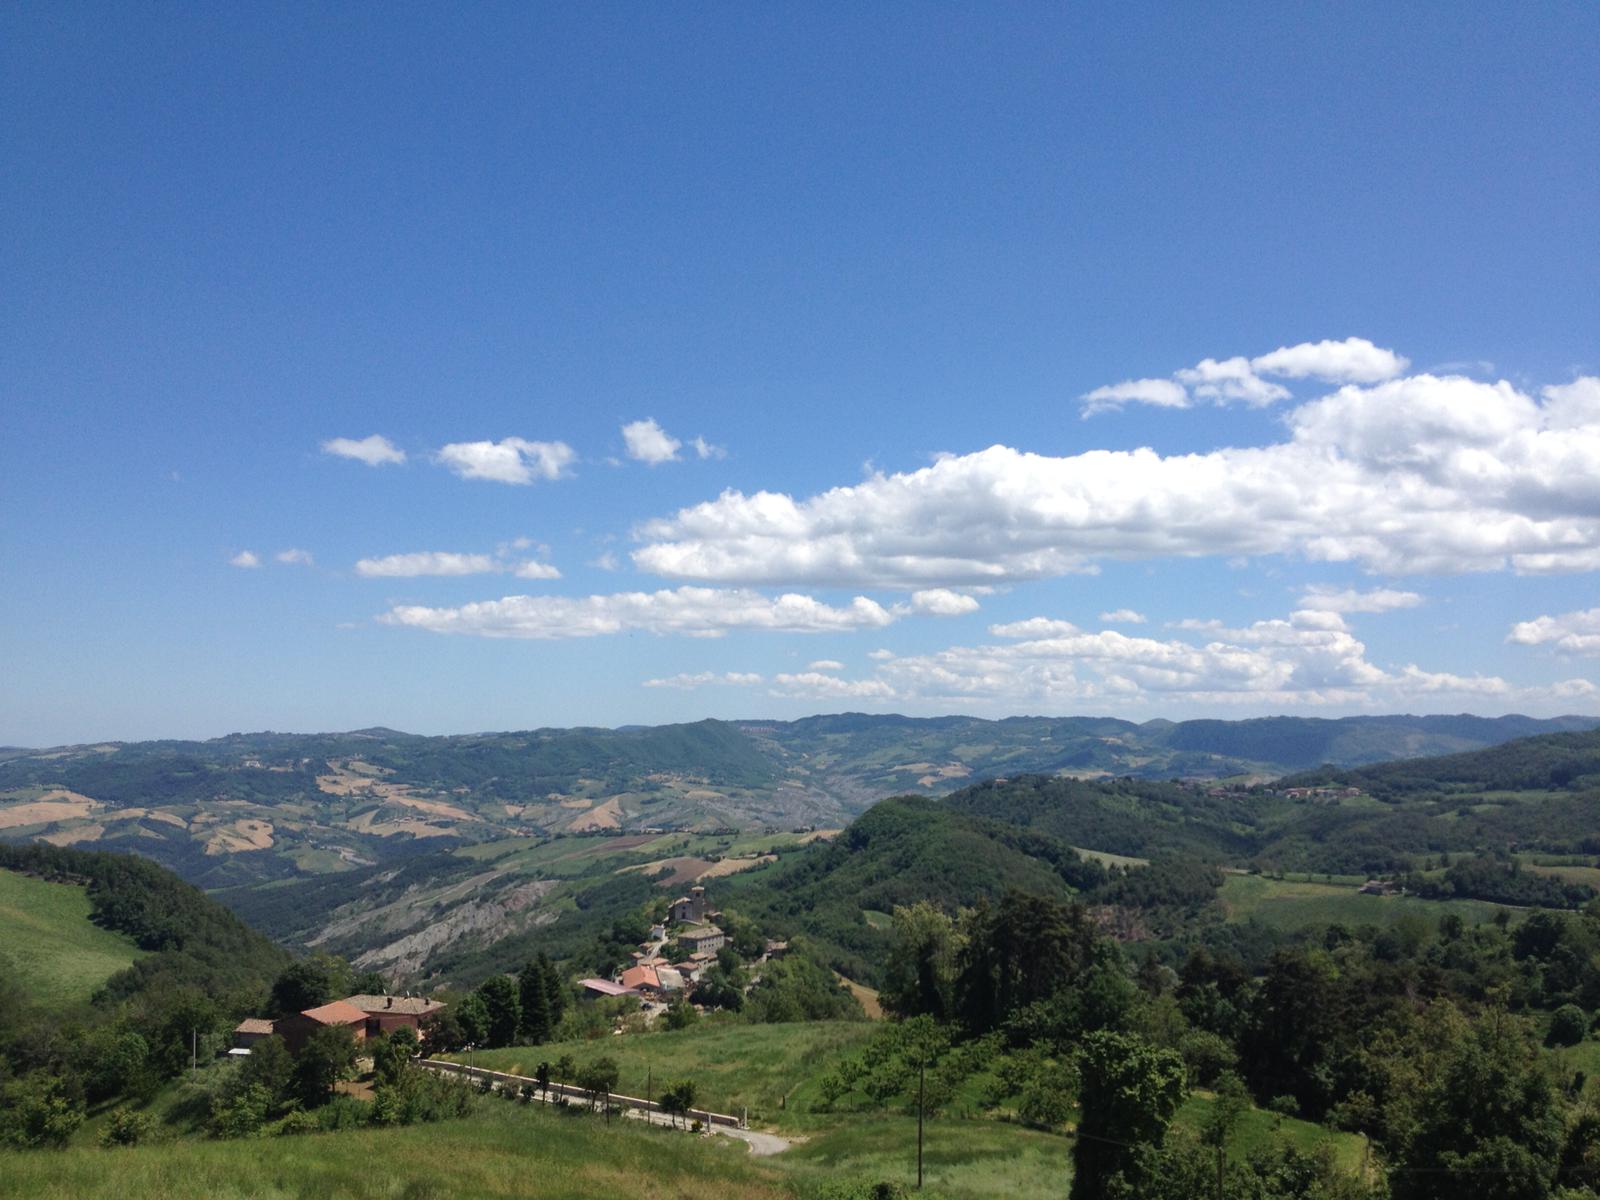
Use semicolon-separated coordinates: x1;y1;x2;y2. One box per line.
917;1059;925;1190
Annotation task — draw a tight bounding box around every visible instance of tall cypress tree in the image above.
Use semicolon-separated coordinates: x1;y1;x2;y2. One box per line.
540;952;567;1029
519;958;553;1044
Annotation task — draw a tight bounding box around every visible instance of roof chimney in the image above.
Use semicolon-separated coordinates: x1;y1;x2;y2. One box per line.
386;996;393;1009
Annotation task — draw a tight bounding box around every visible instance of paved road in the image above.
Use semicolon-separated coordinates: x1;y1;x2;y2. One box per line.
621;1105;795;1155
721;1127;794;1156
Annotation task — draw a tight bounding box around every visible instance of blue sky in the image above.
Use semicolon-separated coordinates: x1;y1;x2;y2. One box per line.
3;4;1598;744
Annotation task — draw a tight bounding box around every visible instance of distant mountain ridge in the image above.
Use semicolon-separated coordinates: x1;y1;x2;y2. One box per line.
1;711;1593;911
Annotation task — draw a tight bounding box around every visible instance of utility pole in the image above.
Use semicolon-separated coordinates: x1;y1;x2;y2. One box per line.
191;1029;198;1076
647;1065;652;1123
917;1059;926;1190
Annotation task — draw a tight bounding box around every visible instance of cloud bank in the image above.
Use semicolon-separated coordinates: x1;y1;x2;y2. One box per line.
634;373;1600;585
635;603;1593;712
1081;337;1409;415
380;586;896;639
1509;608;1600;657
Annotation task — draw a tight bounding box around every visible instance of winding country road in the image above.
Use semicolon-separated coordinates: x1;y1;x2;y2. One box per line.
418;1058;796;1154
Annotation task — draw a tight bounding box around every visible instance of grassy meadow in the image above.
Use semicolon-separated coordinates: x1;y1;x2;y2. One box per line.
778;1114;1073;1200
1218;873;1511;931
447;1019;877;1129
0;867;142;1003
0;1102;791;1200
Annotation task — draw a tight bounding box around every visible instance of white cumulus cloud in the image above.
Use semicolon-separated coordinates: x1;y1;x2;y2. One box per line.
910;589;981;616
322;434;406;466
1099;609;1147;624
795;599;1592;716
807;659;846;671
772;672;896;700
1082;337;1408;416
229;550;262;569
354;549;561;579
275;548;314;566
513;561;562;580
990;618;1079;639
437;438;575;484
622;419;682;465
1391;666;1510;696
643;671;764;689
356;552;502;578
862;607;1528;711
380;587;897;639
635;373;1600;584
1508;609;1600;657
1079;378;1189;416
1175;357;1289;407
1297;585;1422;614
1251;337;1409;384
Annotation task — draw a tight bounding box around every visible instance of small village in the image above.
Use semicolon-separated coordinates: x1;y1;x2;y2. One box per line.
231;884;780;1058
577;886;784;1016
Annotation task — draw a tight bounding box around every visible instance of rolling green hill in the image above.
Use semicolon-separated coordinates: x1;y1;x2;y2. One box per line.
719;796;1107;982
0;867;143;1004
941;774;1268;859
0;842;290;1005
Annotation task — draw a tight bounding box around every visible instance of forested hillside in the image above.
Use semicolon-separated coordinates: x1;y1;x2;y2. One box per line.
0;842;289;1004
0;845;293;1151
1285;726;1600;798
720;796;1109;981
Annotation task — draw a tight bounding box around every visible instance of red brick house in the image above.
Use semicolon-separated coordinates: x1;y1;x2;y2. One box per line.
275;1000;370;1053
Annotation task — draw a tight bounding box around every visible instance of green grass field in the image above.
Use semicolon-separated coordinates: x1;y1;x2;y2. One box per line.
778;1113;1073;1200
1177;1093;1366;1173
1071;846;1150;869
0;867;143;1004
1219;874;1511;931
0;1100;789;1200
1526;863;1600;888
447;1020;878;1128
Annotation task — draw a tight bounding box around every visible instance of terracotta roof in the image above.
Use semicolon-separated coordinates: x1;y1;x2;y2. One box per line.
618;964;660;991
299;1000;369;1026
342;994;444;1017
579;978;638;997
234;1018;276;1035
